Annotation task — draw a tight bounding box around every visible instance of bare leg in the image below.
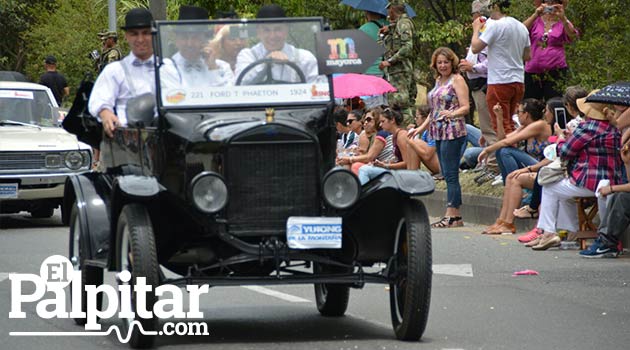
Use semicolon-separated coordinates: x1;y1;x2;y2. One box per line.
503;173;536;223
408;138;440;174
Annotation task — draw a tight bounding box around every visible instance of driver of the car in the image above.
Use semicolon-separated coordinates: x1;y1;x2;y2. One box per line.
234;4;319;84
161;6;233;88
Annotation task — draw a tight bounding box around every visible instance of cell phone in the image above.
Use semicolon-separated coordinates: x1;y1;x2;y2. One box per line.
554;107;567;130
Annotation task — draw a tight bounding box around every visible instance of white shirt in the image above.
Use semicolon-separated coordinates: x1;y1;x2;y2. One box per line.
479;16;530;85
88;53;155;126
234;43;319;84
170;52;234;87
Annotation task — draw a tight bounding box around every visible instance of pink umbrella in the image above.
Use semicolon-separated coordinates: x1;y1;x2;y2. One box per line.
332;73;397;99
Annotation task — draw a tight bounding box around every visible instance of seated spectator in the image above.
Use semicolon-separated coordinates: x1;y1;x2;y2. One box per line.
357;108;409;184
478;98;551;185
580;129;630;258
337;107;394;175
334;108;358;154
404;105;440;175
515;86;587;243
530;91;625;250
346;109;364;149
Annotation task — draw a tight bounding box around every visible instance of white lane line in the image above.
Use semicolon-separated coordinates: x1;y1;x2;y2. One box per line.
242;285;311;303
345;312;390;329
433;264;473;277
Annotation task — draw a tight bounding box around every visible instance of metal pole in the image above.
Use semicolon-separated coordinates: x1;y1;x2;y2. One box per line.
108;0;116;32
149;0;167;21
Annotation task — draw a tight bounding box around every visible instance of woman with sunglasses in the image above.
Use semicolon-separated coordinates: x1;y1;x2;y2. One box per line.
337;107;390;175
522;0;578;101
355;107;409;185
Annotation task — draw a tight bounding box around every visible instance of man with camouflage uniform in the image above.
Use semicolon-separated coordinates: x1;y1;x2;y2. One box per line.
97;30;122;73
378;0;416;127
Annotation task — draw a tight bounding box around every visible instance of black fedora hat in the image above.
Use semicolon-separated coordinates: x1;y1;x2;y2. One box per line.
256;4;286;18
121;8;153;30
178;5;208;20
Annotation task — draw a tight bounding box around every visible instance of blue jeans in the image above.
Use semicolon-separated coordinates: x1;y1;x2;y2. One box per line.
461;146;483;169
436;136;466;209
358;165;388;185
495;147;538;184
465;124;481;147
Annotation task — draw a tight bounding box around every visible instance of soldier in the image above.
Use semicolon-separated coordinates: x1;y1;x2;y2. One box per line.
97;30;122;73
378;0;416;127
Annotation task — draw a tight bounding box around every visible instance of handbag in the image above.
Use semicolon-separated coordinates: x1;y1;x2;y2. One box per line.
537;158;566;186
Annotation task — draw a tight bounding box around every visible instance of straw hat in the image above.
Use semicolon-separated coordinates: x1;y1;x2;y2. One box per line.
576;89;608;120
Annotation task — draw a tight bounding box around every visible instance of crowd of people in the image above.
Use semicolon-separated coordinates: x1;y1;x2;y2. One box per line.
73;0;628;258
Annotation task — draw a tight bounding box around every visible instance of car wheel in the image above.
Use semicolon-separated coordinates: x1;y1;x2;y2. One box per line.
313;263;350;317
31;206;54;218
116;203;159;349
389;198;432;341
68;203;103;326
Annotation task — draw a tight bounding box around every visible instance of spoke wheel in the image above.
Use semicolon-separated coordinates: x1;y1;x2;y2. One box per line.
68;203;103;325
116;204;159;349
389;198;432;341
314;263;350;317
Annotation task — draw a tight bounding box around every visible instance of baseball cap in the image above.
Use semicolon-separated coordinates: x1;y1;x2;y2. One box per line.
44;55;57;64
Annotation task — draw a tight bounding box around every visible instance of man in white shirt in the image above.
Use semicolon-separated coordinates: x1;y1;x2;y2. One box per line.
166;6;234;88
234;4;319;85
88;8;155;137
471;0;530;137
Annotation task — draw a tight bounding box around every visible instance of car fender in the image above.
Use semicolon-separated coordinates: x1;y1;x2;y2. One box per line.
113;175;161;198
64;174;110;264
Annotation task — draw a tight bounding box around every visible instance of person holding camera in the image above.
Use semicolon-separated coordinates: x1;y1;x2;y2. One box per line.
522;0;578;101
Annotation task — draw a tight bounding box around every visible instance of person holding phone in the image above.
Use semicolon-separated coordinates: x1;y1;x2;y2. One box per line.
522;0;578;101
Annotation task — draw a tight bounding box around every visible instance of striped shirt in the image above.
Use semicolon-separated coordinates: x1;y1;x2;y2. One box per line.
559;119;623;191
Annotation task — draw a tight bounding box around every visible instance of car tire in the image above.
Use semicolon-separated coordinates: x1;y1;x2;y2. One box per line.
31;206;54;218
389;198;432;341
116;203;158;349
314;263;350;317
68;203;103;326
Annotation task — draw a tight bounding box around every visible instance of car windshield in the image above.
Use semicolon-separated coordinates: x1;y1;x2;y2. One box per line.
156;18;331;109
0;88;56;127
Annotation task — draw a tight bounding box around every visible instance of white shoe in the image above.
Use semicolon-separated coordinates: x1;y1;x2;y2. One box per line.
491;175;503;186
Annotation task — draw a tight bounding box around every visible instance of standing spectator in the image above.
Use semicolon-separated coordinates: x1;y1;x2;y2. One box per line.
97;31;122;73
460;1;501;184
359;10;388;108
427;47;470;228
522;0;578;101
378;0;415;127
39;55;69;106
471;0;531;139
88;8;155;138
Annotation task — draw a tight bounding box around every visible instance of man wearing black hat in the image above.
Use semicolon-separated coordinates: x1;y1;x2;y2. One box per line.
89;7;155;138
165;5;234;87
234;4;319;84
39;55;69;105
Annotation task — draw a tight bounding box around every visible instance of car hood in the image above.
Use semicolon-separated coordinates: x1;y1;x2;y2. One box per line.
0;126;87;151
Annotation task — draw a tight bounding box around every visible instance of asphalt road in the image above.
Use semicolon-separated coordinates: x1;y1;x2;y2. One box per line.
1;209;629;350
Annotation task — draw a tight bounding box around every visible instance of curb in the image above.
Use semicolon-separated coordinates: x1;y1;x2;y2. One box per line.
421;189;630;248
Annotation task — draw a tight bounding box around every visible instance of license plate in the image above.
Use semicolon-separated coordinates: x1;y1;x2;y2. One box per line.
0;183;18;199
286;216;342;249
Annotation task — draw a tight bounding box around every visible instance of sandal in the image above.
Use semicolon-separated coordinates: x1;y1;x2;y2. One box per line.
513;205;538;219
431;216;463;228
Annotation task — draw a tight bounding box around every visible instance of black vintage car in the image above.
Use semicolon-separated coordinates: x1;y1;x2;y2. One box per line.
65;17;435;348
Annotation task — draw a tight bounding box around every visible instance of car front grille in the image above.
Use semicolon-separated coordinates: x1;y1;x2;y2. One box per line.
225;141;320;236
0;152;47;170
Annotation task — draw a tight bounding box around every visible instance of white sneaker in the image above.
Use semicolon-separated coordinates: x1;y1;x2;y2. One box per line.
491;175;503;186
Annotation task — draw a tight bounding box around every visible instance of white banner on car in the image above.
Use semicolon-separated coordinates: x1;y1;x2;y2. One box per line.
162;83;330;107
0;90;34;100
286;216;342;249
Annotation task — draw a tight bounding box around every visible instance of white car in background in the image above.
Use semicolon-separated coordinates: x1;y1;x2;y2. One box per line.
0;81;92;222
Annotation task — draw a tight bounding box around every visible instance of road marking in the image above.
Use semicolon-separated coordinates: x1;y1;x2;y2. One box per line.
433;264;473;277
242;285;310;303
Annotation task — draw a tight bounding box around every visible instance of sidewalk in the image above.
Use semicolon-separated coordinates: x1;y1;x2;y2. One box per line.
422;189;630;249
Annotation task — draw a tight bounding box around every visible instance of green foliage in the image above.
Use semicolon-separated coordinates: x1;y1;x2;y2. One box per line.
4;0;630;107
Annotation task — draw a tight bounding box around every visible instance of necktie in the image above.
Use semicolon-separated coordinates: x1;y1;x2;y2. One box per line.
132;59;154;67
184;62;203;72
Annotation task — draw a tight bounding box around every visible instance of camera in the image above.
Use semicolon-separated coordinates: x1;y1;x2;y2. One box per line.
88;50;100;61
543;6;554;14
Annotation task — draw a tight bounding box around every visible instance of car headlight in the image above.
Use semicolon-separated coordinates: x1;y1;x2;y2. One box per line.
190;172;228;214
64;151;85;170
322;168;360;209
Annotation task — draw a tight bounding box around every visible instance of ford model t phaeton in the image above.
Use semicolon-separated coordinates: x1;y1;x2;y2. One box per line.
66;17;434;348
